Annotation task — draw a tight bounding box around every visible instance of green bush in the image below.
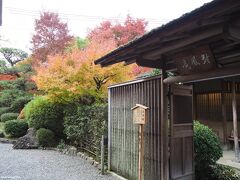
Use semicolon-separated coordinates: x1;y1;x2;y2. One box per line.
209;164;240;180
57;139;66;149
36;128;55;147
4;120;28;138
25;96;64;138
10;96;32;113
64;103;107;160
1;113;19;122
0;107;11;116
194;121;223;180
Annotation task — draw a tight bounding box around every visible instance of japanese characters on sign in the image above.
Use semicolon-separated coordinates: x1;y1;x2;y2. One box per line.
174;46;216;75
131;104;149;125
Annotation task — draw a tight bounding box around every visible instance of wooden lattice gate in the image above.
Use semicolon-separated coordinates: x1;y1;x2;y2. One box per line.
108;77;194;180
108;76;162;180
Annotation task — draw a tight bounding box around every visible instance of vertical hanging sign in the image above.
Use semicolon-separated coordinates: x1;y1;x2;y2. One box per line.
132;104;149;180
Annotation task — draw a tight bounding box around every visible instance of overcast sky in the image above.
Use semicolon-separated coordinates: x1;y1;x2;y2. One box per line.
0;0;212;53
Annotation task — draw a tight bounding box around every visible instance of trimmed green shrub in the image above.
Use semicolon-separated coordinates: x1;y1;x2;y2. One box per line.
57;139;66;149
64;103;107;160
10;96;32;113
0;107;11;116
194;121;223;180
1;113;19;122
4;120;28;138
36;128;55;147
25;96;64;138
209;164;240;180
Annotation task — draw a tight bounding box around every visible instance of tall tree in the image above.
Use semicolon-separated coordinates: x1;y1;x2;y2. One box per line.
88;15;147;46
0;48;28;67
31;12;73;64
33;36;132;102
88;15;150;76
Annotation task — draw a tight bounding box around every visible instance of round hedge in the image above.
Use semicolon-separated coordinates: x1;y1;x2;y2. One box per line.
1;113;19;122
25;97;64;138
36;128;55;147
11;96;32;113
4;120;28;138
0;107;11;116
194;121;223;180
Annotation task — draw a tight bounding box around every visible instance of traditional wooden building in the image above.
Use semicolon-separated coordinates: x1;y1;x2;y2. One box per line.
95;0;240;179
194;79;240;145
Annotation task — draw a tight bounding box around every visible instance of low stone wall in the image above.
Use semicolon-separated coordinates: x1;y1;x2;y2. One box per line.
0;138;17;144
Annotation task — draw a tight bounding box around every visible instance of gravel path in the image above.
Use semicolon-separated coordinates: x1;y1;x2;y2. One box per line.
0;143;117;180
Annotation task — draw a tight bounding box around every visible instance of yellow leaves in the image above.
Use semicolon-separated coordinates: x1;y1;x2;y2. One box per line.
33;38;133;102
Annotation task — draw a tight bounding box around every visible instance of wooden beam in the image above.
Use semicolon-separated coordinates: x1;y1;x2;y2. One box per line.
136;58;162;68
124;59;136;66
232;80;239;161
227;19;240;41
101;55;137;67
161;62;169;180
197;16;229;27
228;27;240;41
143;26;224;59
212;42;240;54
217;52;240;62
163;66;240;84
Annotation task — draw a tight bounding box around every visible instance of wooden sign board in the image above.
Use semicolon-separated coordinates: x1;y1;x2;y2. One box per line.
131;104;149;125
174;45;216;75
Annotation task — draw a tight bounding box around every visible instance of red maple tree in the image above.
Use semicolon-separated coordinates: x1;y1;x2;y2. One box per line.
88;15;150;76
31;12;73;64
88;15;147;46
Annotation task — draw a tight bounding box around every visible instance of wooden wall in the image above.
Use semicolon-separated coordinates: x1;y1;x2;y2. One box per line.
195;93;240;122
195;92;240;142
108;76;162;180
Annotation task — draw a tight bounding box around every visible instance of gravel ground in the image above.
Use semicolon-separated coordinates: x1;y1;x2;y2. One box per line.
0;143;117;180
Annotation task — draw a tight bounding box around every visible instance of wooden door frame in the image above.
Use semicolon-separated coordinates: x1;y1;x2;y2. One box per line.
169;84;194;180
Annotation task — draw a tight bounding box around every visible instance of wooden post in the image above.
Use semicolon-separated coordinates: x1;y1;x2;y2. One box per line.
221;92;228;146
108;89;111;171
161;67;169;180
192;84;197;120
101;135;105;175
138;124;144;180
232;80;239;161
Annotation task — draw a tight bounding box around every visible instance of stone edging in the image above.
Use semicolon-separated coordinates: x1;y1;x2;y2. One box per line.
42;146;103;170
0;138;17;144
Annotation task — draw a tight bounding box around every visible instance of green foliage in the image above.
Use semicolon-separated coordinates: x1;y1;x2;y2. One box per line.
0;60;7;73
64;103;107;160
25;96;64;137
36;128;55;147
148;69;161;77
57;139;66;149
66;37;89;52
1;113;19;122
0;122;4;133
0;107;11;116
10;96;33;113
209;164;240;180
4;120;28;138
0;78;33;108
194;121;223;180
0;47;28;66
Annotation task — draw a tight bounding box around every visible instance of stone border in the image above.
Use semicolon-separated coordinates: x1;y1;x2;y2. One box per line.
48;146;104;171
0;138;17;144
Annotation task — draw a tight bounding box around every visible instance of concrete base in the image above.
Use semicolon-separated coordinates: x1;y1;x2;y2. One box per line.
108;171;127;180
218;151;240;173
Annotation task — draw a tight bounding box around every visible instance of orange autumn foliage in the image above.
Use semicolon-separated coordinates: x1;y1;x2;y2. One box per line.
33;38;133;102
